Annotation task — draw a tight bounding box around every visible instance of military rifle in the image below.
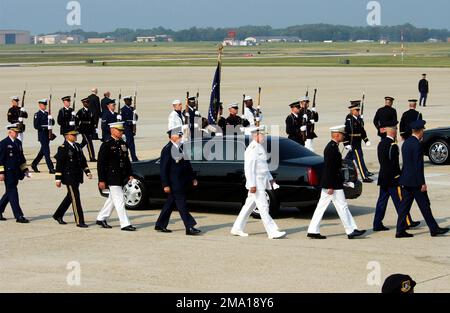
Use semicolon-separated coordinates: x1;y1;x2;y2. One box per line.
184;91;191;139
133;87;137;135
117;90;122;121
48;91;55;141
19;86;27;131
71;89;77;124
242;94;246;116
361;92;365;121
312;88;317;109
255;87;261;127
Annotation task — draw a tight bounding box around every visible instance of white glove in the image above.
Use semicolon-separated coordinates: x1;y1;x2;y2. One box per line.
194;111;200;117
69;121;75;126
182;124;189;131
193;123;199;128
206;125;218;133
71;111;76;116
361;115;364;119
26;172;33;178
241;115;246;120
18;117;23;122
95;128;99;134
185;112;190;117
345;145;352;151
365;141;371;147
300;126;307;132
48;125;53;130
310;120;315;124
20;107;26;112
132;121;137;125
311;107;316;112
48;115;53;120
303;114;308;119
116;114;122;121
255;117;261;122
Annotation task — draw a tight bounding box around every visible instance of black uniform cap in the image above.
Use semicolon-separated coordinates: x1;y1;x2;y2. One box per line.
81;97;89;103
385;96;395;101
348;100;361;109
382;274;416;293
408;99;418;103
289;101;301;108
61;96;71;102
188;96;197;101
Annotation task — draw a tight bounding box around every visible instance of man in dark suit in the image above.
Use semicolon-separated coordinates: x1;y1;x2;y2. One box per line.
155;126;201;235
0;124;30;223
101;99;118;142
373;96;397;138
100;91;111;116
31;99;56;173
53;128;92;228
396;120;449;238
121;96;139;162
88;88;101;130
373;120;419;231
285;101;303;145
399;99;423;140
418;74;429;107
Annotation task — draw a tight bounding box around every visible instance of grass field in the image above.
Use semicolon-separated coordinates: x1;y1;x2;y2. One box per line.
0;42;449;67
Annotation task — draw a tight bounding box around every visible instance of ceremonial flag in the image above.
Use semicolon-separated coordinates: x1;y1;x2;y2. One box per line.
208;62;221;125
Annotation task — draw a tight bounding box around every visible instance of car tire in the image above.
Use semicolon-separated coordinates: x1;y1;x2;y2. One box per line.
123;177;149;210
428;140;449;165
250;190;280;219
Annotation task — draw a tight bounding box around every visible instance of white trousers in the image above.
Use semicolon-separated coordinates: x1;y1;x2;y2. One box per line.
307;189;357;235
232;190;279;237
97;186;131;228
305;139;314;152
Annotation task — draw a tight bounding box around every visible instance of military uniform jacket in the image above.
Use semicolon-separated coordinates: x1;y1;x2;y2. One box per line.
97;138;132;186
244;107;262;127
121;105;138;135
160;141;195;192
7;106;28;131
244;140;273;191
0;137;28;183
377;137;401;188
101;110;118;132
76;107;96;135
373;106;397;137
419;79;429;93
399;136;426;188
55;141;90;185
321;140;344;190
400;109;422;139
34;110;55;143
299;108;319;139
344;114;369;148
285;113;303;144
100;97;111;115
57;107;76;135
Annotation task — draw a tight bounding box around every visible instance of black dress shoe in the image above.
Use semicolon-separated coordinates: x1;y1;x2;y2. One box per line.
362;178;373;183
96;220;112;229
396;231;414;238
155;226;172;233
53;216;67;225
348;229;366;239
77;223;89;228
373;225;390;232
0;214;6;221
31;165;40;173
307;233;327;239
49;169;56;174
431;227;450;237
121;225;136;231
186;227;201;235
406;221;421;229
16;216;29;224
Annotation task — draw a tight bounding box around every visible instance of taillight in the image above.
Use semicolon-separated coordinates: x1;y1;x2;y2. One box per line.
307;167;319;186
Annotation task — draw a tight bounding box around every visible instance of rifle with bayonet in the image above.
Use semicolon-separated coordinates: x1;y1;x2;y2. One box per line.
255;87;262;127
48;91;56;141
71;89;77;126
184;91;191;140
361;92;365;121
133;88;137;135
18;86;27;132
117;90;122;121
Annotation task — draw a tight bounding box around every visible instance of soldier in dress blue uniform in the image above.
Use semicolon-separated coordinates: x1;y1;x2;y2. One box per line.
373;120;420;231
396;120;449;238
76;97;97;162
285;101;303;145
399;99;423;141
0;124;31;223
299;96;319;152
344;101;373;183
31;99;56;174
57;96;76;136
101;98;118;142
155;126;201;235
121;96;139;162
53;128;92;228
373;96;398;139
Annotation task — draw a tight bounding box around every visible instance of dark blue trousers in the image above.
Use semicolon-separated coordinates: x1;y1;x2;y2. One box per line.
124;130;138;162
345;147;370;179
156;191;196;230
0;180;24;219
419;92;428;107
374;186;413;228
32;141;54;170
397;186;439;233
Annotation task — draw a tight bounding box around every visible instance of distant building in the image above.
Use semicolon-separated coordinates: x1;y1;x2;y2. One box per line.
222;37;239;46
244;36;302;44
136;35;173;43
379;39;389;45
355;40;374;43
34;34;84;44
0;30;30;45
426;38;441;43
87;37;116;44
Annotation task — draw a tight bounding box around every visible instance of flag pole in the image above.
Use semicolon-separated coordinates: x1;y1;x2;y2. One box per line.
216;43;224;122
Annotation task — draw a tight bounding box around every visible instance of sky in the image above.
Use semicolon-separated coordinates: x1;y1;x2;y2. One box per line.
0;0;449;34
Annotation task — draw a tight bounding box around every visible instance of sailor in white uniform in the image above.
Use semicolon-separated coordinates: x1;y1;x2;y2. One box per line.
231;125;286;239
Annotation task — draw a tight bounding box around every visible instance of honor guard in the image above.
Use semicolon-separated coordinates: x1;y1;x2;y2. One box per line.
344;101;373;183
31;99;55;174
96;122;136;231
183;96;202;139
307;125;366;240
285;101;303;145
101;98;118;142
231;126;286;239
53;128;92;228
396;120;449;238
168;99;189;138
299;96;319;152
222;103;250;135
373;120;420;232
373;96;397;138
57;96;76;136
243;95;262;127
155;126;201;235
7;96;28;142
0;124;31;223
121;96;139;162
399;99;423;140
217;103;227;133
76;97;97;162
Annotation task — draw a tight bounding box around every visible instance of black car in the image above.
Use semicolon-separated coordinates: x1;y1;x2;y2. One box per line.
422;127;450;165
102;136;363;217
